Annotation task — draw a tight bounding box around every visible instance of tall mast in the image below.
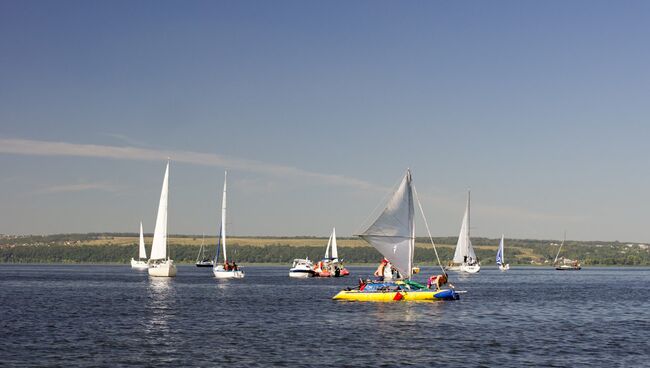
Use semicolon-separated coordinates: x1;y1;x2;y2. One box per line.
553;231;566;265
221;171;228;262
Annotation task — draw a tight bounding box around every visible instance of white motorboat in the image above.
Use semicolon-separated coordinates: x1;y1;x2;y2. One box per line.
289;258;316;278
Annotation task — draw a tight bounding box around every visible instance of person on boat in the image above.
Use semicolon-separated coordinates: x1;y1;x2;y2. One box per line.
427;273;448;290
374;258;390;281
231;261;238;271
223;261;230;271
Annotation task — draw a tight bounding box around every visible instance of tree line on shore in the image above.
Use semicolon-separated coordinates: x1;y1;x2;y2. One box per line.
1;235;649;265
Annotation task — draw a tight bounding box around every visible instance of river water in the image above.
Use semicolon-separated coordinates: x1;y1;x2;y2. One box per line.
1;265;648;367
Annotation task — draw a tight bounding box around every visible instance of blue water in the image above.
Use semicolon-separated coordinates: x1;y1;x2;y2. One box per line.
1;265;649;367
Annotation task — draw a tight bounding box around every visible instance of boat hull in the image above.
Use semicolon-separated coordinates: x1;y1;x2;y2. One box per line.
195;261;214;267
289;270;315;278
148;260;177;277
498;264;510;271
213;269;245;279
333;288;459;302
131;259;148;270
446;263;481;273
556;266;581;271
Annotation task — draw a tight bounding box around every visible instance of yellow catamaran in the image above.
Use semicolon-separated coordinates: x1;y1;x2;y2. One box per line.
333;169;459;302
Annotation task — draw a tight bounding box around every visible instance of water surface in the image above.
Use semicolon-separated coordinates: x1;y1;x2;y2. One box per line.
1;265;648;367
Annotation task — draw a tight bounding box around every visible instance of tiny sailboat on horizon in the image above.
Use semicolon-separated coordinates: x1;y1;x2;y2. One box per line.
130;222;148;270
496;234;509;271
446;190;480;274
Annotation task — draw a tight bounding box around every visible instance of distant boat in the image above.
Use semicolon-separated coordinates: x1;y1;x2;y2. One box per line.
213;171;244;279
496;234;510;271
195;234;213;267
289;258;316;278
447;190;480;273
148;161;177;277
130;222;148;270
333;170;459;302
313;228;350;277
553;232;581;271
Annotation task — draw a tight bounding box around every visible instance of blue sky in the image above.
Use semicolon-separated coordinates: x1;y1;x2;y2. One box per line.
1;1;650;241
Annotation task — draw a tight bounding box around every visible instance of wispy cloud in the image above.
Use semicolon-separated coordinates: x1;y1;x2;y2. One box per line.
100;132;151;147
0;137;385;191
36;182;122;194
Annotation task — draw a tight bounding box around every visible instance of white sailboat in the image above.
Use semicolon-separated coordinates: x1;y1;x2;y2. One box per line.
313;228;350;277
448;190;480;273
553;232;581;271
130;222;148;269
148;161;177;277
213;171;244;279
496;234;509;271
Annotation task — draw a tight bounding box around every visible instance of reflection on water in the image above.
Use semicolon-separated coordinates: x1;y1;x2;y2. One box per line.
145;277;175;338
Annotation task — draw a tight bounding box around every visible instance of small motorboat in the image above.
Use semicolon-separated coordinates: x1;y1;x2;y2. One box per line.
289;258;316;278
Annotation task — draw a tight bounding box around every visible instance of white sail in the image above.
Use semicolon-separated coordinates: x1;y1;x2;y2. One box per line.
453;191;477;263
220;171;228;262
331;228;338;259
324;232;332;259
150;162;169;261
138;222;147;259
359;171;414;279
496;234;504;265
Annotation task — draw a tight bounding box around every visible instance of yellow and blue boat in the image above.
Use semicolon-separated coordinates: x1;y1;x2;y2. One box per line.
333;280;459;302
332;170;461;302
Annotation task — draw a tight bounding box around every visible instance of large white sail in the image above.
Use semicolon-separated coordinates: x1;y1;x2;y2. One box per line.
453;191;477;263
220;171;228;262
138;222;147;259
330;228;338;259
150;162;169;261
359;171;414;279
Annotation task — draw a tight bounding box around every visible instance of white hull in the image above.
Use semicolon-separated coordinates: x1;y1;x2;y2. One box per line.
148;260;177;277
131;259;148;270
213;266;244;279
461;264;481;273
447;263;481;273
289;271;314;278
499;264;510;271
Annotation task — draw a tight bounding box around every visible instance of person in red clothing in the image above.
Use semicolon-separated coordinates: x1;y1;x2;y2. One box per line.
373;258;390;281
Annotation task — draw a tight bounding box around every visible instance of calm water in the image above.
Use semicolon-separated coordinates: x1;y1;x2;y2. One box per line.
1;265;649;367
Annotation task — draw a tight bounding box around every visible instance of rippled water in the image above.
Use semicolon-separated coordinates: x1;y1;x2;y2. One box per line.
1;265;649;367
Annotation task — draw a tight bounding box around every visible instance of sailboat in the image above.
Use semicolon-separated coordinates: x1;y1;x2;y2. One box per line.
447;190;480;273
195;234;214;267
148;161;177;277
496;234;509;271
314;228;350;277
213;171;244;279
553;232;581;271
130;222;148;269
333;170;459;302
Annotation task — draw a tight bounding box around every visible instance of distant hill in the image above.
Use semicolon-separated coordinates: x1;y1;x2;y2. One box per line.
1;233;649;265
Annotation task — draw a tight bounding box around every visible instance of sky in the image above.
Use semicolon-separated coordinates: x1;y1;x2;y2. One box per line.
1;1;650;242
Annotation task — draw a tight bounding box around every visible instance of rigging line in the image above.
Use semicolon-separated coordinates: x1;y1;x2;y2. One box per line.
412;184;446;275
